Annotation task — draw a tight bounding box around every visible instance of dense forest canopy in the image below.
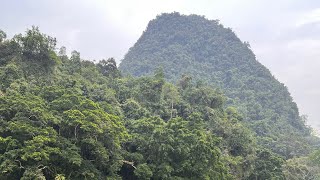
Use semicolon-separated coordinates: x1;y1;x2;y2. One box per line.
0;15;319;179
120;12;318;160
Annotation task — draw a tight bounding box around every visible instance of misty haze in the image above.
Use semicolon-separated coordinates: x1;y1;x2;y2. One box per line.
0;0;320;179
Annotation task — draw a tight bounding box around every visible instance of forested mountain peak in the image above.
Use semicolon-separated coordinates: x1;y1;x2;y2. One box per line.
0;14;319;179
120;12;317;158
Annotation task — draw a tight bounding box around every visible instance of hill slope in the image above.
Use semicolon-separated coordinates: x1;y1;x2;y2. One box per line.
120;12;316;158
0;27;287;179
1;23;320;179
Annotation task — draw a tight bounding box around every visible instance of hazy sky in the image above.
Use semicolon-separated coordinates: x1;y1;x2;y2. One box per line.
1;0;319;131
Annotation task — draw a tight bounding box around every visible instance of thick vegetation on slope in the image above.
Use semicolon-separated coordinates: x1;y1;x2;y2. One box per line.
0;26;319;179
119;12;318;159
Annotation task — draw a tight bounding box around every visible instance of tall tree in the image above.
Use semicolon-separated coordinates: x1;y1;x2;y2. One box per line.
0;30;6;43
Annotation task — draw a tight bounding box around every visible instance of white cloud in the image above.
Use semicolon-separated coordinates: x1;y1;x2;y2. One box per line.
296;8;320;27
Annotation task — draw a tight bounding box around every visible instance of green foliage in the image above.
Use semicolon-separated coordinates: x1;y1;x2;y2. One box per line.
248;149;285;179
282;156;320;180
0;80;127;179
55;174;66;180
15;26;56;60
134;163;153;180
97;58;121;78
0;63;23;90
121;98;150;120
0;30;6;43
119;12;316;159
0;24;319;179
13;26;59;75
21;167;46;180
126;116;231;179
69;50;81;74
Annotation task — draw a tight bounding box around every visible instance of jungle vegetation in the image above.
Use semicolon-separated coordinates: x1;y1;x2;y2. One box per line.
0;13;319;179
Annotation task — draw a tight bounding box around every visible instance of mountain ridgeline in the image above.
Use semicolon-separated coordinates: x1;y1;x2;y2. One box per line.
0;16;320;179
120;12;314;158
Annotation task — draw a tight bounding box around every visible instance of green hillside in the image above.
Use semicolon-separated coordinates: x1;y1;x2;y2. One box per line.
0;27;269;179
0;21;320;179
119;12;317;159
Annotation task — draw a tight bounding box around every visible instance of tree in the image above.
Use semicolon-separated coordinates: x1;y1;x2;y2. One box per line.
58;46;67;57
1;26;319;180
0;85;128;179
0;30;6;42
70;50;80;61
249;149;285;179
119;13;315;160
125;116;231;179
282;156;320;179
134;163;153;180
69;50;81;74
15;26;56;60
178;74;192;90
97;58;121;78
0;63;23;90
162;83;180;119
12;26;59;74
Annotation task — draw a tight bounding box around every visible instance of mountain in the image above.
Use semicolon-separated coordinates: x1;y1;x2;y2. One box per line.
1;21;320;179
119;12;317;158
0;27;276;179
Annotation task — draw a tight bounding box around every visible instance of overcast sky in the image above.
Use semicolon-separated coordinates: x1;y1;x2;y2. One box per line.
1;0;319;131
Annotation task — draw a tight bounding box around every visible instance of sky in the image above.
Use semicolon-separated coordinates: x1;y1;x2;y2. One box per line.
1;0;319;131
